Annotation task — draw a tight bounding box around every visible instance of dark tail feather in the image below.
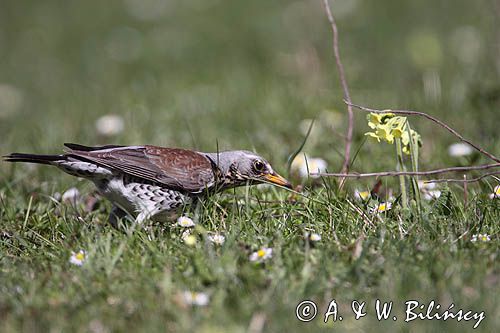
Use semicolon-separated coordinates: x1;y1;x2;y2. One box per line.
3;153;66;165
64;143;124;152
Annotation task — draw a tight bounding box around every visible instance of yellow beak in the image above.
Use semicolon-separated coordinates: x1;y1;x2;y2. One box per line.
263;172;293;189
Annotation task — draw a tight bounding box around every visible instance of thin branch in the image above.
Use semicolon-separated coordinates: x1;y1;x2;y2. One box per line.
313;163;500;178
322;0;354;175
425;171;500;183
346;101;500;163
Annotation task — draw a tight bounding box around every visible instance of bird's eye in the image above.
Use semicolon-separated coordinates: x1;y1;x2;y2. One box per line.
253;160;266;173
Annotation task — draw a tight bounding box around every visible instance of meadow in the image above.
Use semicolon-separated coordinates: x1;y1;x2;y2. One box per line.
0;1;499;332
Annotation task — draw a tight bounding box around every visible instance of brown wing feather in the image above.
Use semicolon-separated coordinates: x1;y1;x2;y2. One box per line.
67;145;215;192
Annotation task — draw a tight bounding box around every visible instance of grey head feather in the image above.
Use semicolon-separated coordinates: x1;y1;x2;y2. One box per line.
201;150;292;189
202;150;274;179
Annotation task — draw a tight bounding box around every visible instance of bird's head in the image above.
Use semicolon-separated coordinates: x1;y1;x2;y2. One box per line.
205;150;292;189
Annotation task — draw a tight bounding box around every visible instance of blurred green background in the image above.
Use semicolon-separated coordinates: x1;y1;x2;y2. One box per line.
1;1;499;332
1;0;499;175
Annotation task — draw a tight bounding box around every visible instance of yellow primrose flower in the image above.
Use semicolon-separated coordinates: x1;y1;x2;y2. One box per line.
392;127;403;138
375;125;394;143
365;131;381;142
367;112;395;129
400;128;421;155
365;113;421;154
367;114;381;129
366;125;395;144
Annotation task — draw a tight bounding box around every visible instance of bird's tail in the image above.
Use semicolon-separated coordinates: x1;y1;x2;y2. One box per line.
3;153;66;165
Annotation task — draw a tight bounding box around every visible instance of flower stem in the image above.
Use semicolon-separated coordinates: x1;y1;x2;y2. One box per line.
406;122;422;215
395;138;408;209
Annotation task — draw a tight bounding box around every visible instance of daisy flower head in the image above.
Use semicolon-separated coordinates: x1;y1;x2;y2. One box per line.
354;189;371;201
249;247;273;263
177;216;195;228
417;180;441;200
448;142;473;157
291;153;327;179
371;202;392;214
417;180;436;191
181;291;210;307
489;185;500;199
207;233;225;245
95;114;124;137
309;233;322;242
69;250;86;266
471;234;491;242
62;187;80;205
423;190;441;201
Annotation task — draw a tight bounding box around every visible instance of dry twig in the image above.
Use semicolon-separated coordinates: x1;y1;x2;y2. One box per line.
425;171;500;183
322;0;354;175
313;163;500;178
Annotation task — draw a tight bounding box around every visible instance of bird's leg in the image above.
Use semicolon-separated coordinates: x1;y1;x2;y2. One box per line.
134;211;158;238
135;212;149;224
192;199;203;224
108;205;130;228
135;209;157;225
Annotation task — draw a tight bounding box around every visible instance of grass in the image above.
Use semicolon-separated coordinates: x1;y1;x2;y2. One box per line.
1;0;499;332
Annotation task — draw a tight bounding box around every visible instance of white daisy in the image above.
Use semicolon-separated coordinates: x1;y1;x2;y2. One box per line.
423;190;442;201
181;291;210;306
249;247;273;262
291;153;328;179
489;185;500;199
471;234;491;242
207;234;225;245
309;233;322;242
69;250;86;266
371;202;392;214
448;142;473;157
95;114;124;136
417;180;436;191
177;216;195;228
62;187;80;204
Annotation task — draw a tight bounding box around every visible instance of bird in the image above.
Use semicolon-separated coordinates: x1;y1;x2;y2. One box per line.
3;143;292;225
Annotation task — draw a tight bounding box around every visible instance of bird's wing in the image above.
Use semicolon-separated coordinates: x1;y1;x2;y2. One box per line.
66;145;215;192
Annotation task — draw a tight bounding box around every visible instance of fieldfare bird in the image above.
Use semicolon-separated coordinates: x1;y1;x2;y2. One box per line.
4;144;292;224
